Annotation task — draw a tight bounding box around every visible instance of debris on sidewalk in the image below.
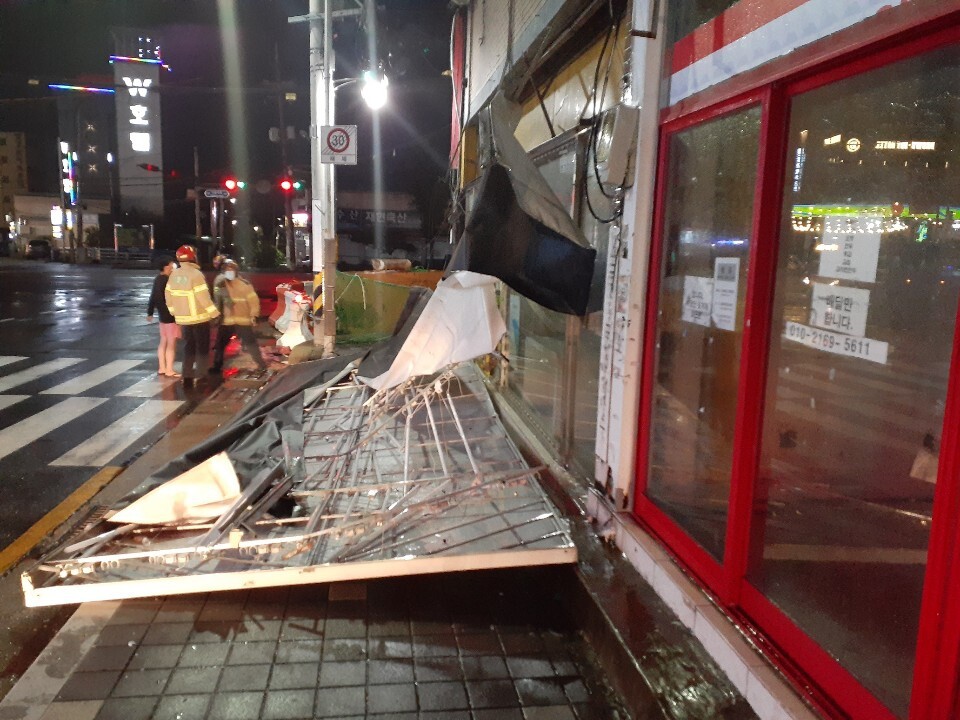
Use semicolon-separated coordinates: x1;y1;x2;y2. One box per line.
22;273;576;607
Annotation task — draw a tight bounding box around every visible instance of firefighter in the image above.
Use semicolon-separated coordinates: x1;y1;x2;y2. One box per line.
211;259;267;373
164;244;219;386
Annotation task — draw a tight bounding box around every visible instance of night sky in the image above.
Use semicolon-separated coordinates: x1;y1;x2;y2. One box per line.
0;0;453;233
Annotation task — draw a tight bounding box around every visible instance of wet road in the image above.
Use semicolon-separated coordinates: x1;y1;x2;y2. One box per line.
0;258;208;549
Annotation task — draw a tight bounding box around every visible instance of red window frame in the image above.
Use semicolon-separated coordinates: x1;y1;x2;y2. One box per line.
634;10;960;720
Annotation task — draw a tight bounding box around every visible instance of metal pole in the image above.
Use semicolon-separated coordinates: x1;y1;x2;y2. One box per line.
308;0;338;354
276;44;295;269
309;0;326;346
193;146;201;240
321;0;337;355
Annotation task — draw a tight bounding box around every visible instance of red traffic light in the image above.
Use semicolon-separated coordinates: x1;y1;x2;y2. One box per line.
224;178;237;191
280;178;293;192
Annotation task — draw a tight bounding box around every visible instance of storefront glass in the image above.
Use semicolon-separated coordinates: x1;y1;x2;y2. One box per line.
505;142;577;445
750;45;960;717
646;107;760;560
573;153;614;472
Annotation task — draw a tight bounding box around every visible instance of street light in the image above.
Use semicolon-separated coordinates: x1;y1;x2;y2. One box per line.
360;70;388;110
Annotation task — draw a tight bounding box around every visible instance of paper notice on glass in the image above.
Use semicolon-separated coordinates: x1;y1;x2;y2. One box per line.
818;221;881;283
681;275;713;327
711;258;740;331
783;321;888;365
809;283;870;337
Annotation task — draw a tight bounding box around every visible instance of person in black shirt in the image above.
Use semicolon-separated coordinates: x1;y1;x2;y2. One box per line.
147;258;181;377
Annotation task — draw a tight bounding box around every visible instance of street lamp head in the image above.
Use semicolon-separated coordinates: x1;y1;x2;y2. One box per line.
361;70;388;110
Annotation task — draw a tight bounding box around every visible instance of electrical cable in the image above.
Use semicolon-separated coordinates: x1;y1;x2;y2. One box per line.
583;14;622;224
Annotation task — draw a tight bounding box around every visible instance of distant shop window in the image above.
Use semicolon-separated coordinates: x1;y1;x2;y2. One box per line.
667;0;740;44
750;43;960;718
645;106;760;561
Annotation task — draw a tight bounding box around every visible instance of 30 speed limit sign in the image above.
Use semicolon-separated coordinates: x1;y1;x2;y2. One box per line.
320;125;357;165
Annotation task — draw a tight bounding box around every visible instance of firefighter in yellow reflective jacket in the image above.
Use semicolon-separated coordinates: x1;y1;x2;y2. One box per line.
211;259;267;373
164;245;219;385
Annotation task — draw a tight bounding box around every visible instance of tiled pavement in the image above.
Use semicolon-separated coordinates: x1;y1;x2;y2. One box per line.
39;567;626;720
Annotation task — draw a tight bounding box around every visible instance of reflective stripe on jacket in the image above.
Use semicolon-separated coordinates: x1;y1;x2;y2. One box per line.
215;277;260;326
164;263;219;325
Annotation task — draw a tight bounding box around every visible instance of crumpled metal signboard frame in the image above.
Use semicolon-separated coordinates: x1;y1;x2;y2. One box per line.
22;365;576;607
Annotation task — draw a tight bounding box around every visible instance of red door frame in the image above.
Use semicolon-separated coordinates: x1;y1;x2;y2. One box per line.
633;12;960;720
633;87;768;596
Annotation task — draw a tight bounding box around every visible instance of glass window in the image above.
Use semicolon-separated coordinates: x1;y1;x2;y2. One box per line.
505;141;578;445
646;107;761;560
750;44;960;718
572;146;615;472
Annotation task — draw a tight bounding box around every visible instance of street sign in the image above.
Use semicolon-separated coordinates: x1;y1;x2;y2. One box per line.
204;189;230;199
320;125;357;165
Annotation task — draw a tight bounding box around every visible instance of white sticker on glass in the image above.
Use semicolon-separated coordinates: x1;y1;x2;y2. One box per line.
711;258;740;331
681;276;713;327
783;321;888;365
817;219;881;283
809;283;870;337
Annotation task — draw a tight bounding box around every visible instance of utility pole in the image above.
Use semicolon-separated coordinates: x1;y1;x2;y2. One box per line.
308;0;335;353
298;0;365;355
193;147;201;240
275;44;296;269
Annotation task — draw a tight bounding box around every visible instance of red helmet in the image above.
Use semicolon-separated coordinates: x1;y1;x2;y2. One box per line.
175;244;197;263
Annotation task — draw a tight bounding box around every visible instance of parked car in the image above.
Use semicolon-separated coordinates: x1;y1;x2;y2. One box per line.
26;239;52;259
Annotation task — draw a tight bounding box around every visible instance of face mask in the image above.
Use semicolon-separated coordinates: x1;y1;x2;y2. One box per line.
225;271;237;281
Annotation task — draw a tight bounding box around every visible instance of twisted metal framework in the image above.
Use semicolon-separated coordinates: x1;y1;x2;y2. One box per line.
23;364;575;607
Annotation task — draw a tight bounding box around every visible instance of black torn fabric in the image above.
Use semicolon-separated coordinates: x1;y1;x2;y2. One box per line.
448;163;596;316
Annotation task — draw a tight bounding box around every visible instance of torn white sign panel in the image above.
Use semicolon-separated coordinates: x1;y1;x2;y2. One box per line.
359;271;506;391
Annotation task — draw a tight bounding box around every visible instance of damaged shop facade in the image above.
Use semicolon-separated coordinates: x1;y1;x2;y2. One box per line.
447;1;960;719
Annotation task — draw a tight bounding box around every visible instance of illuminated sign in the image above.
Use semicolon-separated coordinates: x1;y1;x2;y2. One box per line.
59;142;76;204
122;77;154;153
824;134;841;146
845;138;861;153
792;147;806;193
113;52;163;216
875;140;936;151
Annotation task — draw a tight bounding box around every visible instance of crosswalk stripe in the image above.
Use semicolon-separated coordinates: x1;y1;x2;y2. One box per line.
0;395;29;412
0;397;107;462
40;359;145;395
0;356;27;369
51;399;184;467
117;375;179;398
0;358;85;393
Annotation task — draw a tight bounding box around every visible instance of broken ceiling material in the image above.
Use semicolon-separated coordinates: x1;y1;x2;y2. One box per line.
23;364;575;606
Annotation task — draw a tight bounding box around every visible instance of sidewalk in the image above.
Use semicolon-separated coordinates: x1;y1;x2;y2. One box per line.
0;347;757;720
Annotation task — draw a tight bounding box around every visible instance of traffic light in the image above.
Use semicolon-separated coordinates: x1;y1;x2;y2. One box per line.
223;178;246;191
293;180;303;191
280;178;293;193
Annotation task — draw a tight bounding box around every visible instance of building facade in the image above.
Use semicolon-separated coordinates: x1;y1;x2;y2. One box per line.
0;132;29;226
453;1;960;718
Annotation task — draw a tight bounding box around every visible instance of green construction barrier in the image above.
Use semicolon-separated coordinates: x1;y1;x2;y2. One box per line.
332;271;413;345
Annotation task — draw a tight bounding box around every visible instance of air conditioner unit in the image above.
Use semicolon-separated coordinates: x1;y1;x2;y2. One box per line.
594;103;640;188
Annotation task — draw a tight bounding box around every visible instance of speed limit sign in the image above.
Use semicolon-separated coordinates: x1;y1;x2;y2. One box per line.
320;125;357;165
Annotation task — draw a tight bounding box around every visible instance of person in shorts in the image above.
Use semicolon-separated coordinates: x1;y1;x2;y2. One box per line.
147;258;181;377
